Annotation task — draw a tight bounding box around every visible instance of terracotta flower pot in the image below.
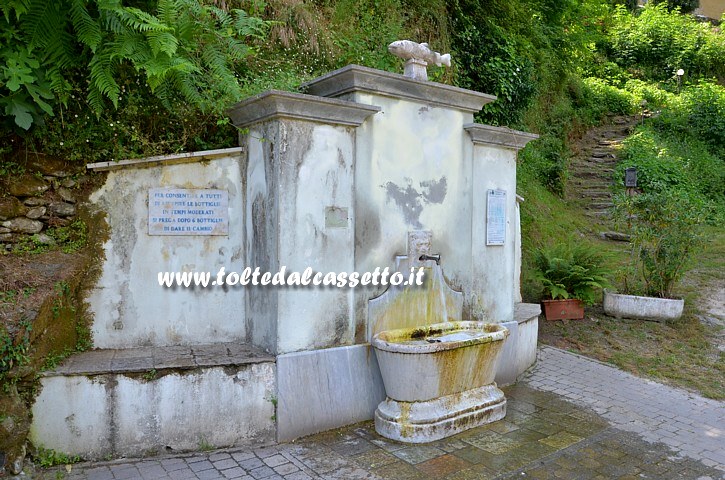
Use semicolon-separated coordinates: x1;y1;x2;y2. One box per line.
541;299;585;321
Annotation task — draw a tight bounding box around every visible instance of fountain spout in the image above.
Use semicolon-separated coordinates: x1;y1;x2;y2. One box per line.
419;254;441;265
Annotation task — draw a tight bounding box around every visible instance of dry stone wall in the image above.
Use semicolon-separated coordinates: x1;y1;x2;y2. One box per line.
0;154;85;251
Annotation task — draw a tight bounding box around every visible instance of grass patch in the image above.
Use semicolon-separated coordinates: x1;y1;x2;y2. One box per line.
198;437;214;452
33;448;81;468
539;226;725;400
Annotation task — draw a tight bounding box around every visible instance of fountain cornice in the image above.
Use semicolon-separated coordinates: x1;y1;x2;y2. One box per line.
227;89;380;128
302;65;496;114
464;123;539;151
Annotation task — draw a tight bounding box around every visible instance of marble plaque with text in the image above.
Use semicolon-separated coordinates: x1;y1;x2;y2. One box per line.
148;188;228;235
486;189;506;246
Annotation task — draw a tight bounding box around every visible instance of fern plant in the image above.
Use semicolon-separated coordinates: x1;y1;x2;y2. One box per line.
1;0;269;130
534;243;612;306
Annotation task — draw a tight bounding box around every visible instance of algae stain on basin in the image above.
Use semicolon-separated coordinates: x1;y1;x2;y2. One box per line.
372;317;509;444
372;322;508;401
369;267;462;338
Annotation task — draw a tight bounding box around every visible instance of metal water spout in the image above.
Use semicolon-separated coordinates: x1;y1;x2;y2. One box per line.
419;254;441;265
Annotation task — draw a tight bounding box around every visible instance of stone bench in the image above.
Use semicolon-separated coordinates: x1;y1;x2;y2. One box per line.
31;343;276;460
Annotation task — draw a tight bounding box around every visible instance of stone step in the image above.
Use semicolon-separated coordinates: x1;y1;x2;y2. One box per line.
579;191;611;199
569;180;611;188
583;156;617;166
572;163;614;172
586;202;614;209
585;210;612;218
597;127;631;137
570;172;614;180
600;231;631;242
578;157;616;164
570;165;614;173
571;167;614;174
574;159;616;166
579;163;616;171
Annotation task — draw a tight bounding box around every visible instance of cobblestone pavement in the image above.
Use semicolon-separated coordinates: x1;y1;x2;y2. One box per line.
525;346;725;469
33;346;723;480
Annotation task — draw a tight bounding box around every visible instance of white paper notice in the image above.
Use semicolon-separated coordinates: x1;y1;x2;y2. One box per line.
148;188;229;236
486;189;506;246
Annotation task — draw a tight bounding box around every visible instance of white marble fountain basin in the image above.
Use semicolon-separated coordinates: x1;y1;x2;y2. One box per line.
371;321;509;442
372;321;508;402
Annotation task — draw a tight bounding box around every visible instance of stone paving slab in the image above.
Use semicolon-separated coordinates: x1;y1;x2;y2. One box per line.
29;346;724;480
525;346;725;469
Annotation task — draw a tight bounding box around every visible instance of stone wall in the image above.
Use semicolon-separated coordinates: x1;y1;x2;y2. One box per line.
86;151;247;348
0;154;85;251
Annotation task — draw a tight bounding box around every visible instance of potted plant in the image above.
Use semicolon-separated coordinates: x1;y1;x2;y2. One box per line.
605;190;706;321
534;243;611;320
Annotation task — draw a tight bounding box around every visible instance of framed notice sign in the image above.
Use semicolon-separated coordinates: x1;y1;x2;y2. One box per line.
148;188;229;235
486;189;506;246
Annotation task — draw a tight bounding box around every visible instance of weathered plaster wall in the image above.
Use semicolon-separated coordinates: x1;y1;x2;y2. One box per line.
244;123;278;354
695;0;724;19
345;92;522;327
470;144;518;323
88;156;246;348
276;344;385;442
243;120;357;355
351;93;478;329
30;363;276;459
495;303;540;386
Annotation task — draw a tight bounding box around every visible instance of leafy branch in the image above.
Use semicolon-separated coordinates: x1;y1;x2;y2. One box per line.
1;0;270;130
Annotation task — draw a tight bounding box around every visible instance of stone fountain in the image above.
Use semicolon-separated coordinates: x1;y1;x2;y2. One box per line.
370;231;509;442
29;43;541;458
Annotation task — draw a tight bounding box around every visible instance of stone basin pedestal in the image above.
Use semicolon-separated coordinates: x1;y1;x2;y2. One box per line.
375;384;506;443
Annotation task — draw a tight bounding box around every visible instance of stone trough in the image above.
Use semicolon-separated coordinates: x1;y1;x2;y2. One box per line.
373;321;508;442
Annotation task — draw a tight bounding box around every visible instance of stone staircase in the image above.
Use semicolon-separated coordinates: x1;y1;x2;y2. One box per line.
566;115;642;238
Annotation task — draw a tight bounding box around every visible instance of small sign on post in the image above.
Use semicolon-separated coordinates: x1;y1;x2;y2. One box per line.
625;167;638;197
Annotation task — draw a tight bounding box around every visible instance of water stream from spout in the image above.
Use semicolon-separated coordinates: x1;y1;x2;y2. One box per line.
432;265;450;325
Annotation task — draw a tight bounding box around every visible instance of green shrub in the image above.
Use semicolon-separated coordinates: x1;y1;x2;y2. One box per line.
0;0;270;131
679;82;725;152
581;77;638;116
653;82;725;152
518;134;568;195
449;0;537;125
613;191;707;298
623;79;677;109
615;125;724;207
606;4;725;82
581;60;633;88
